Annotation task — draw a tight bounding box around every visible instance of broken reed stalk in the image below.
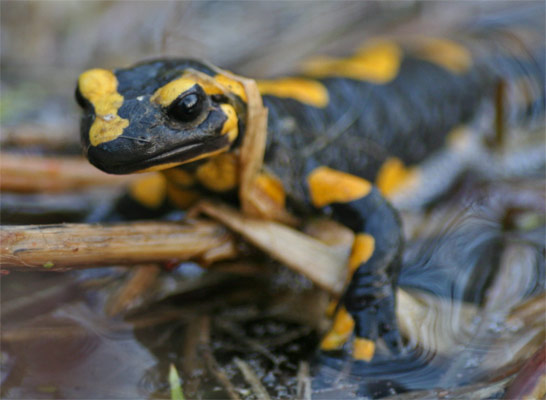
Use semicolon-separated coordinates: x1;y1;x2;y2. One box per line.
0;152;137;193
0;220;233;270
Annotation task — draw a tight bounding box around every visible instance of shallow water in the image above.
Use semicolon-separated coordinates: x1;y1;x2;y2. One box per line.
2;177;544;399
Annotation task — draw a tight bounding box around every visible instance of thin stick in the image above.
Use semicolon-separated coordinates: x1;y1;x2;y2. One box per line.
200;316;242;400
296;361;312;400
234;357;271;400
0;220;233;270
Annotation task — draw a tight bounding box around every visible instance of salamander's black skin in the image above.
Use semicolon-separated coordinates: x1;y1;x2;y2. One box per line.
76;22;545;363
262;56;489;205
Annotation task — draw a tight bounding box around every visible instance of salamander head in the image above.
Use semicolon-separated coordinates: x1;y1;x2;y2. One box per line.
76;59;246;174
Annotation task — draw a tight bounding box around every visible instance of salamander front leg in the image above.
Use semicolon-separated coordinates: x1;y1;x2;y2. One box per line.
307;166;403;361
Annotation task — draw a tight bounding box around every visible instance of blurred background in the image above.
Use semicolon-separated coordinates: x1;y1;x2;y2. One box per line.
2;1;540;143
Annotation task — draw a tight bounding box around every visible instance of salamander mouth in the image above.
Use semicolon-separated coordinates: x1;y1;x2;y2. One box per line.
88;136;230;174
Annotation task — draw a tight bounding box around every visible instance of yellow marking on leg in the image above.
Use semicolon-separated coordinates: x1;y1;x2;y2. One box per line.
308;167;372;208
353;337;376;361
128;173;167;209
166;184;200;209
162;168;195;187
414;38;472;74
78;69;129;146
257;78;329;108
376;157;419;198
348;233;375;277
219;104;239;142
195;153;239;192
320;307;355;350
253;172;286;208
215;74;248;102
301;40;402;84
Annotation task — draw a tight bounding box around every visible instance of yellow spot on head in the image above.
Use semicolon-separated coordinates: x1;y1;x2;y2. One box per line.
320;307;355;350
302;40;402;84
376;157;419;198
78;68;129;146
257;78;329;108
348;233;375;276
152;71;246;109
353;337;375;361
195;153;239;192
151;77;200;107
308;166;372;208
128;173;167;208
219;104;239;142
215;74;248;102
414;38;472;74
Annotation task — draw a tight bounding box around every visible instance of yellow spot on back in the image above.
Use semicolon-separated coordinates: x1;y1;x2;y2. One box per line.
128;173;167;208
195;153;239;192
219;104;239;142
257;78;329;108
78;69;129;146
353;337;375;361
215;74;248;102
308;166;372;208
414;38;472;74
376;157;419;198
348;233;375;276
320;307;355;350
301;40;402;84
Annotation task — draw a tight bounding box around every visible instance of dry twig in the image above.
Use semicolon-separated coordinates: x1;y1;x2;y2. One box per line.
0;220;233;269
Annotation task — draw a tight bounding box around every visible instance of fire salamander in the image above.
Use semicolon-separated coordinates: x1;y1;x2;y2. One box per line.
76;21;544;363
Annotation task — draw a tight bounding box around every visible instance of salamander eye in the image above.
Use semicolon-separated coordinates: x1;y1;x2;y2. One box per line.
167;87;205;123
